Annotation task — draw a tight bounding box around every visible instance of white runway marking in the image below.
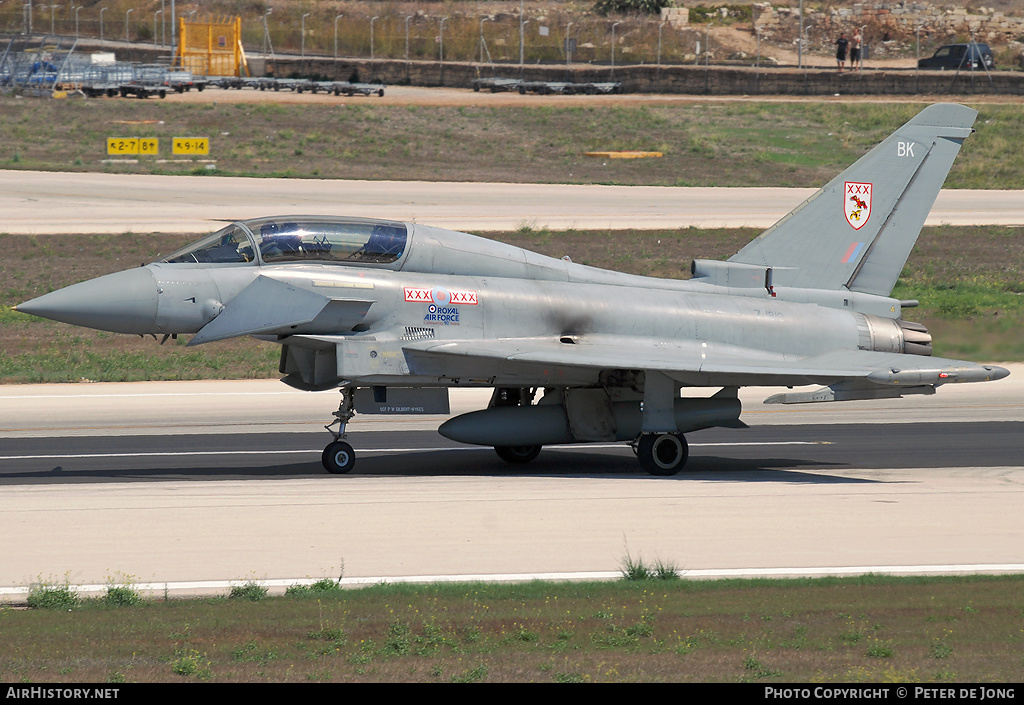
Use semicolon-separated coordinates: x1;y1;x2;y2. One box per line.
0;391;304;400
4;563;1024;601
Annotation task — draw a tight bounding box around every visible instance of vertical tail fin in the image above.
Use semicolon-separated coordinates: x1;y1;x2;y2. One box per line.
728;103;977;295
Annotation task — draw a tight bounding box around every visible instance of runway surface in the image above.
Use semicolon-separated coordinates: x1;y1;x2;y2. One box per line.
1;375;1021;598
3;171;1024;233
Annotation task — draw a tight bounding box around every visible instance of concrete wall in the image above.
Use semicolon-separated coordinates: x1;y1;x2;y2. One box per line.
272;55;1024;96
80;42;1024;97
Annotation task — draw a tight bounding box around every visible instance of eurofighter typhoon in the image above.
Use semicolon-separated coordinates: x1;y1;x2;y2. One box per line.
16;103;1007;475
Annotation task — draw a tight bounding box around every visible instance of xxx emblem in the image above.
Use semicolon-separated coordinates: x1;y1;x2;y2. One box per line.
844;182;872;230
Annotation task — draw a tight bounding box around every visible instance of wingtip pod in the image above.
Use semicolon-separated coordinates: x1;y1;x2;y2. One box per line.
764;362;1009;404
992;364;1012;381
866;363;1009;386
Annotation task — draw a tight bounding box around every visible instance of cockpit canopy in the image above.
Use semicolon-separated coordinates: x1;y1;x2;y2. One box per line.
162;216;408;266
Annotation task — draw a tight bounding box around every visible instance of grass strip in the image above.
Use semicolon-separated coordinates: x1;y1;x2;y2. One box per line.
4;573;1022;683
2;100;1023;189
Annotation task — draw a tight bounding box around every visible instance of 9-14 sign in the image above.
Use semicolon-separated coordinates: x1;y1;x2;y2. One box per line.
172;138;209;156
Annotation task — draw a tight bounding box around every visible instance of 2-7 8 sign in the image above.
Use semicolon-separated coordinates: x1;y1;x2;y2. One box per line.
107;138;158;155
172;138;209;156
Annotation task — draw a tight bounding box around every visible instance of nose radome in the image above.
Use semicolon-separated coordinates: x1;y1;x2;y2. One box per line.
16;267;159;334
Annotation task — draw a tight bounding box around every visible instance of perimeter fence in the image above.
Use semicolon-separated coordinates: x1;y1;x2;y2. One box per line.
0;5;1004;72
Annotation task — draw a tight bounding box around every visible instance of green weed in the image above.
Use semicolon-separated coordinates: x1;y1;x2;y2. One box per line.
171;648;212;679
26;584;79;611
619;552;681;581
229;581;268;602
103;585;142;607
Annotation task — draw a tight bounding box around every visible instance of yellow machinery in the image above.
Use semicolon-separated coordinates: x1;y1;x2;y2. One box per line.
175;16;249;77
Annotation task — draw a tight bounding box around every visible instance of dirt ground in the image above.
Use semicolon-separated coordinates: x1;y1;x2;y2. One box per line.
164;82;1024;108
709;26;920;69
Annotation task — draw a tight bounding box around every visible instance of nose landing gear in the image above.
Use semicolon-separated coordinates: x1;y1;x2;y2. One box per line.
322;387;357;474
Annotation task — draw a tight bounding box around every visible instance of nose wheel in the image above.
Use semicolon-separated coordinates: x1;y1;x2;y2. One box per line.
323;440;356;474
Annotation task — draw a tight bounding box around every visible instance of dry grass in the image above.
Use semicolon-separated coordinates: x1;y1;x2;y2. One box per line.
3;575;1023;683
2;99;1023;189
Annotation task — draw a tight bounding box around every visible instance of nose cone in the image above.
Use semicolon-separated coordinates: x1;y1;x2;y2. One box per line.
16;267;159;334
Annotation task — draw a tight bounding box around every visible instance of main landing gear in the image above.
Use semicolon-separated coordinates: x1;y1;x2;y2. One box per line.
492;434;689;475
489;387;542;465
494;445;542;464
634;432;690;476
318;385;691;476
322;388;356;474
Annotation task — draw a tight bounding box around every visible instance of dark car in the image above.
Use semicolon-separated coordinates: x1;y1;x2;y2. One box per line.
918;43;996;71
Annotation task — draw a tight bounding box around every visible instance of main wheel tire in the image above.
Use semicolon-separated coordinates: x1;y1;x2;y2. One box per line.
636;433;688;476
322;440;356;474
494;445;542;464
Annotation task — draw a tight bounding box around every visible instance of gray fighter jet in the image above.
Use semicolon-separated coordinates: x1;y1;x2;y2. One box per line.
16;103;1008;475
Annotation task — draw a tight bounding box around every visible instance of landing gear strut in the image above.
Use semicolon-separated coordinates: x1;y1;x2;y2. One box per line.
635;433;689;476
322;387;356;474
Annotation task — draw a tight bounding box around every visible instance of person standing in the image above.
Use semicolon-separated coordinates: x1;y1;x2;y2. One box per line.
850;30;862;71
836;32;849;72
